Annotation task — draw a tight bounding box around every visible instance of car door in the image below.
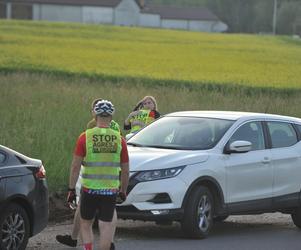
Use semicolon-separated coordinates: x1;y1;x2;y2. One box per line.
266;121;301;207
224;121;273;207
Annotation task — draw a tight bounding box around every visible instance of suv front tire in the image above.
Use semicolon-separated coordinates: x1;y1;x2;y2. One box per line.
181;186;214;239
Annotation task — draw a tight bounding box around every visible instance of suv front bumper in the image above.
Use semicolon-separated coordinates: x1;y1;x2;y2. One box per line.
117;174;188;220
116;205;184;221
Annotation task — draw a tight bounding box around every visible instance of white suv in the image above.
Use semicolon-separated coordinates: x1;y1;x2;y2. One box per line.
117;111;301;238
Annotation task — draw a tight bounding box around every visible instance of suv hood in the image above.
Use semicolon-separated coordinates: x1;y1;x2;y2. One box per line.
128;146;209;171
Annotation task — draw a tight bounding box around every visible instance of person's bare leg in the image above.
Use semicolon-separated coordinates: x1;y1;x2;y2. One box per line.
99;220;114;250
55;202;81;247
80;218;94;246
71;202;81;240
110;209;117;243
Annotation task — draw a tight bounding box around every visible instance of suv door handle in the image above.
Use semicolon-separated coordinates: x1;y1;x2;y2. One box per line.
261;157;271;164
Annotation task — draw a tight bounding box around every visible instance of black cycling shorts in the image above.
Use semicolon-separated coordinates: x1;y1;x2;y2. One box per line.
80;191;116;222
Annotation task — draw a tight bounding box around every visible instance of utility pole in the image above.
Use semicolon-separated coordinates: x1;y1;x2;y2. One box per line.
272;0;278;35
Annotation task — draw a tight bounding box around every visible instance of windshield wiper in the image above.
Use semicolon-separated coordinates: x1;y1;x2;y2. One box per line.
127;142;144;147
145;144;182;150
145;144;206;150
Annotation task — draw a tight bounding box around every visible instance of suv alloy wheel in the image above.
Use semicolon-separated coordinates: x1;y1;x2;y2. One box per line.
181;186;214;238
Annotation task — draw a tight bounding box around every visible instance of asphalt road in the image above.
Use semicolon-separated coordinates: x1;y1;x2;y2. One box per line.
27;213;301;250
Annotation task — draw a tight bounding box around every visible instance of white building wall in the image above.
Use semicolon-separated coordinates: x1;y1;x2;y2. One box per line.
33;4;40;20
188;20;214;32
27;1;228;33
114;0;140;26
139;13;160;28
6;2;12;19
82;7;113;24
39;4;82;23
161;19;188;30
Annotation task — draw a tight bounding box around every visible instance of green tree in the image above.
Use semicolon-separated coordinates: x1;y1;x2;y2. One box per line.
253;0;274;33
277;1;301;34
207;0;259;33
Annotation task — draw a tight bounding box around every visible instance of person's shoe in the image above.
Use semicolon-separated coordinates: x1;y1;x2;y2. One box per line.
56;234;77;247
110;242;115;250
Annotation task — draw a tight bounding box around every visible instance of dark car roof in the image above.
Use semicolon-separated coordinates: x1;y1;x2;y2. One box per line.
0;145;41;166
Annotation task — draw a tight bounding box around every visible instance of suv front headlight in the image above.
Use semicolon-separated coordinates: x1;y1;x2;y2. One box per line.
134;166;186;182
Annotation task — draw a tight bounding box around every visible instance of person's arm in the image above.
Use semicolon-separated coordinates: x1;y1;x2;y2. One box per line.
68;155;83;190
120;162;129;194
69;132;86;189
120;138;129;193
124;110;140;127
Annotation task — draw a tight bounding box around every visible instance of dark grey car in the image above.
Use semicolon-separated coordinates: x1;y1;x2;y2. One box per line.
0;145;48;250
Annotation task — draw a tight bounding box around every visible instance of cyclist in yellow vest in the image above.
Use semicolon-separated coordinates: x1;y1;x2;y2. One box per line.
87;98;120;133
56;98;121;250
124;96;160;134
67;100;129;250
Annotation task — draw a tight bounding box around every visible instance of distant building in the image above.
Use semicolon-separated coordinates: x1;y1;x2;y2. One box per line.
0;0;228;32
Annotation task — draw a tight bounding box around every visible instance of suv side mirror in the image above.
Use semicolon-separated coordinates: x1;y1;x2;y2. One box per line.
224;140;252;154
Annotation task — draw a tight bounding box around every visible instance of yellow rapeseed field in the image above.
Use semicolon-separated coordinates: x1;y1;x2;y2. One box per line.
0;20;301;88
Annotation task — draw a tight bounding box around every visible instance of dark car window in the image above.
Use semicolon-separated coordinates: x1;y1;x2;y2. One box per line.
296;124;301;138
267;122;298;148
0;152;6;164
229;121;265;151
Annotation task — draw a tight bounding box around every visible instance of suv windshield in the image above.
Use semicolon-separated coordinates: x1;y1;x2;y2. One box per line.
128;116;234;150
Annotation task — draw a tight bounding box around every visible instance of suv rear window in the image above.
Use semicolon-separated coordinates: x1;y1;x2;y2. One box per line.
267;122;298;148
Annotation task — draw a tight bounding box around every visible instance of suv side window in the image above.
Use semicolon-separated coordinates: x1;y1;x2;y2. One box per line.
267;121;298;148
229;121;265;151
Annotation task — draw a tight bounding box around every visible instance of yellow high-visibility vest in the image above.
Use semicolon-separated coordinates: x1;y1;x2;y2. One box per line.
130;109;154;133
81;127;121;190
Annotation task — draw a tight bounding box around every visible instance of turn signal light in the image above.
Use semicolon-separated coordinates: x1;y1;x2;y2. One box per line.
36;165;46;179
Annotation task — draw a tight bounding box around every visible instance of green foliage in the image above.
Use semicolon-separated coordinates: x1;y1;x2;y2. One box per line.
277;1;301;34
1;20;301;89
253;0;274;33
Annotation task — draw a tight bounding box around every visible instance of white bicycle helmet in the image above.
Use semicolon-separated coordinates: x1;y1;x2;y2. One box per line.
93;100;115;116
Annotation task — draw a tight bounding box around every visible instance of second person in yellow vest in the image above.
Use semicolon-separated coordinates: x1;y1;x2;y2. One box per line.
124;96;160;134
